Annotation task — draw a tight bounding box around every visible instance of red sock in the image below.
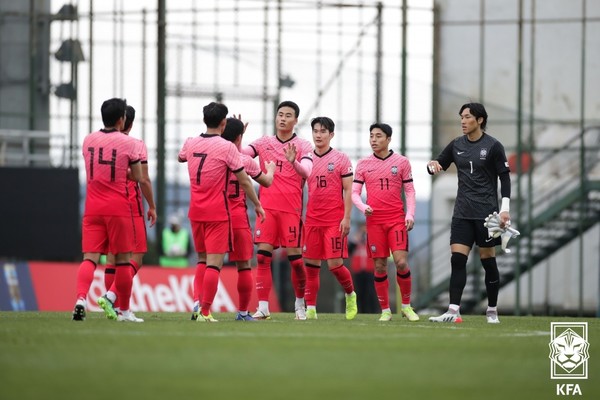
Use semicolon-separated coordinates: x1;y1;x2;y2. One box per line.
75;259;96;300
289;256;306;298
330;264;354;294
374;271;389;310
193;262;207;303
201;266;220;316
237;268;253;312
304;264;321;307
396;270;412;305
110;260;139;309
255;251;272;302
115;262;134;311
104;265;115;292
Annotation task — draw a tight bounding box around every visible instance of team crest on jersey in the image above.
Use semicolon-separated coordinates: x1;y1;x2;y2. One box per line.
480;148;488;160
327;162;334;173
256;229;261;238
391;166;398;175
303;245;307;252
370;245;376;253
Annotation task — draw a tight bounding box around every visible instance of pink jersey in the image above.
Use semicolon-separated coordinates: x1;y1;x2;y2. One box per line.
353;151;413;225
248;134;313;215
305;148;353;226
227;153;262;229
82;129;142;216
129;138;148;217
179;134;243;222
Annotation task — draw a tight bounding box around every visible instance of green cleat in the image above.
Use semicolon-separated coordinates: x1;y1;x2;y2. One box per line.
345;292;358;320
97;295;118;320
197;313;218;322
306;308;318;320
401;305;420;322
378;310;392;322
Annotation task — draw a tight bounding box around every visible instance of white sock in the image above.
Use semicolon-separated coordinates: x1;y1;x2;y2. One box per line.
258;300;270;313
401;303;411;308
239;311;248;316
106;291;117;303
448;304;460;313
382;307;391;313
76;298;86;307
487;306;497;313
295;298;305;308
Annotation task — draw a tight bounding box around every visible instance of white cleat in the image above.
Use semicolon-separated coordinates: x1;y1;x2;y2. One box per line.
429;311;463;323
252;310;271;320
117;311;144;323
486;311;500;324
295;306;307;320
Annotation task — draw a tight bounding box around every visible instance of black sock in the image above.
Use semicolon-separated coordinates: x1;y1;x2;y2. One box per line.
481;257;500;307
449;252;468;306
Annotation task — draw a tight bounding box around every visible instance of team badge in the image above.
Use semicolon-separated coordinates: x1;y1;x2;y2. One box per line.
391;166;398;175
370;245;376;252
327;162;334;173
256;229;261;237
480;148;488;160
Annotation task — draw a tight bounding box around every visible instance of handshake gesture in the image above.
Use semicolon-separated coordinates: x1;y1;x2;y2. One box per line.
484;212;521;253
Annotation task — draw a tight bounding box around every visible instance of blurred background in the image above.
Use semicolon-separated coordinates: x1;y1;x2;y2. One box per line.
0;0;598;316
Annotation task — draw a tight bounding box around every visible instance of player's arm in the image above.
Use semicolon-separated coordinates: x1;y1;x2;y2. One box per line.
234;168;266;222
351;181;372;216
129;161;143;182
241;144;257;158
253;160;276;188
494;141;512;226
139;162;157;226
403;179;416;231
284;143;313;179
427;140;454;175
340;175;353;236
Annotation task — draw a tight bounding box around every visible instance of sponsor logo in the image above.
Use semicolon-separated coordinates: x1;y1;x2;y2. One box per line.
457;151;465;155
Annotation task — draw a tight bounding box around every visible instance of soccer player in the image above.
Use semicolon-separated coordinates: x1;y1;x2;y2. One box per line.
72;98;143;321
242;101;313;320
302;116;357;320
179;102;265;322
190;117;276;321
351;123;419;322
427;102;511;324
104;105;156;322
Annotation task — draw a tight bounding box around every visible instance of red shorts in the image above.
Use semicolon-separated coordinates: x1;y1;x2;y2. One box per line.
228;227;254;262
82;215;136;255
302;225;348;260
191;220;232;254
133;215;147;253
254;209;302;248
366;221;409;258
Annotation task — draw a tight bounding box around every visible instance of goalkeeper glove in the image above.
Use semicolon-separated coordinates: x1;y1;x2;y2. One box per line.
484;212;521;253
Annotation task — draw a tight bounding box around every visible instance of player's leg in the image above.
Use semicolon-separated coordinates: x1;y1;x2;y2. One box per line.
322;226;356;320
190;220;206;320
302;226;323;319
230;228;255;321
477;225;500;324
366;224;392;321
388;223;418;321
253;209;277;319
429;218;473;323
282;212;306;320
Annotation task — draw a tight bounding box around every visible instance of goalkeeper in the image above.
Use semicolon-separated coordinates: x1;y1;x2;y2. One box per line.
426;102;511;324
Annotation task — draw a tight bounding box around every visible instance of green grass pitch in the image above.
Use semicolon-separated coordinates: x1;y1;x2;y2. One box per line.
1;312;598;400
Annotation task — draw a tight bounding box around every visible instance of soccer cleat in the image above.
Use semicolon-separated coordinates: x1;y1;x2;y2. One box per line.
306;308;318;320
401;306;420;322
235;312;256;321
72;304;86;321
378;311;392;322
486;310;500;324
295;306;307;321
252;310;271;320
97;295;118;320
429;311;463;323
117;311;144;323
345;292;358;320
191;304;200;321
197;313;218;322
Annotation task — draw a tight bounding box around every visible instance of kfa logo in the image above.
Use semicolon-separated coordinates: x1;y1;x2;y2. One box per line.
549;322;589;380
327;162;334;173
479;148;488;160
391;166;398;175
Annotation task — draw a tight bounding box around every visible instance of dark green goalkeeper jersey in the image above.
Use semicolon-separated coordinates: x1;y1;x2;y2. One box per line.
435;133;510;219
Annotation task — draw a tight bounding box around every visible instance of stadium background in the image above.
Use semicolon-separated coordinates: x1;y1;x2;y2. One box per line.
0;0;598;316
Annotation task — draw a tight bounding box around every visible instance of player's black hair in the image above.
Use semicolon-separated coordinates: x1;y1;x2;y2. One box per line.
310;116;335;133
459;102;488;130
222;118;244;143
101;98;127;128
123;105;136;132
277;100;300;118
369;122;392;138
203;102;228;128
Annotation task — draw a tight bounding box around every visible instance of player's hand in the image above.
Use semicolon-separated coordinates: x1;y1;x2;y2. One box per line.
255;204;266;223
339;217;350;237
364;206;373;216
147;208;157;227
264;160;276;175
284;143;297;163
499;211;511;228
427;160;442;175
233;114;249;133
405;218;414;231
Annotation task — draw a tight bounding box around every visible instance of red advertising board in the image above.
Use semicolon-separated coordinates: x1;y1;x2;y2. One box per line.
27;262;281;313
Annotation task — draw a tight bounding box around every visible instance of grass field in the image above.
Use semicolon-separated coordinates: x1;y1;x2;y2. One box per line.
1;312;598;400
